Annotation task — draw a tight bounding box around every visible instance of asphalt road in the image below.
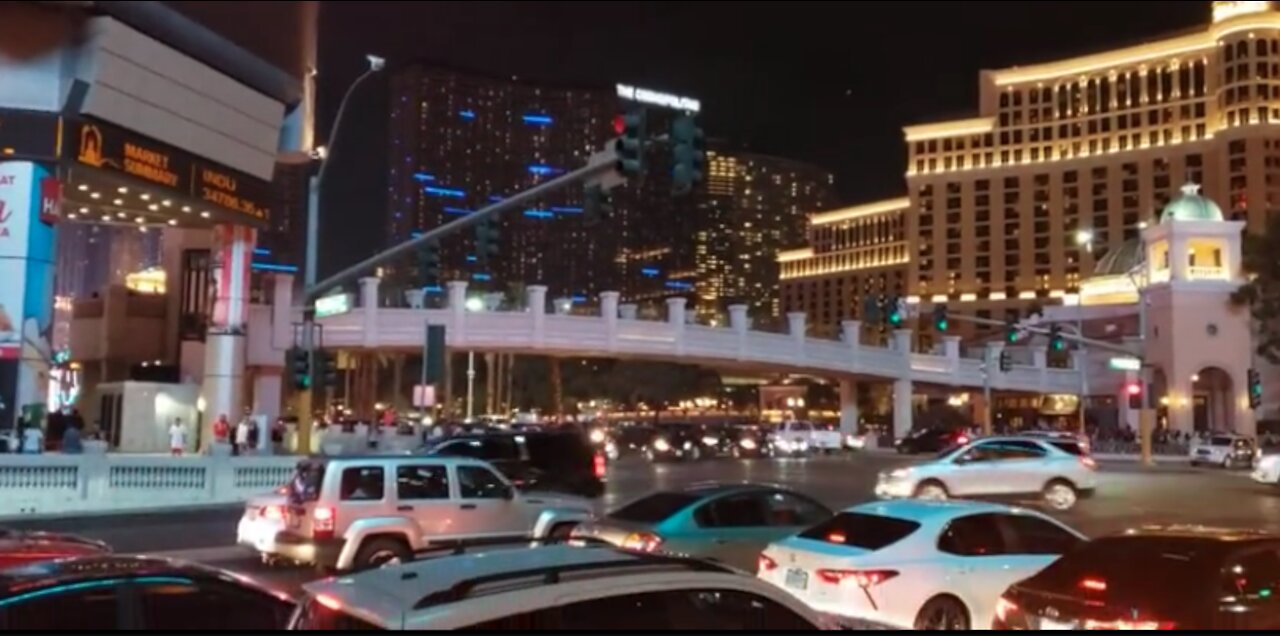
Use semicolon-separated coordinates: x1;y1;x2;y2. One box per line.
9;453;1280;592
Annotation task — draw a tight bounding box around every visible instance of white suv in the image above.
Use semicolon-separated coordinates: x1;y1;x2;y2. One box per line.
289;542;879;630
237;456;594;571
874;436;1098;511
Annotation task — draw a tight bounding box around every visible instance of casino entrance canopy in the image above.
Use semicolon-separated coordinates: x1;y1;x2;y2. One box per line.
0;109;275;231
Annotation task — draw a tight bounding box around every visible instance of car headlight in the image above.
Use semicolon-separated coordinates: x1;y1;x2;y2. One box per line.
741;438;758;450
777;440;792;451
654;438;671;452
887;468;913;480
845;434;866;449
684;441;694;450
589;430;606;444
702;436;720;447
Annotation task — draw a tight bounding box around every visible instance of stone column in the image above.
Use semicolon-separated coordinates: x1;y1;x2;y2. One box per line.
528;286;548;346
599;291;621;319
839;378;859;436
359;277;379;349
202;223;256;447
728;305;750;331
666;297;688;325
893;378;914;440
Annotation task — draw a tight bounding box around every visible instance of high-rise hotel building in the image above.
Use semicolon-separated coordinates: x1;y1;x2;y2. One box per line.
785;1;1280;339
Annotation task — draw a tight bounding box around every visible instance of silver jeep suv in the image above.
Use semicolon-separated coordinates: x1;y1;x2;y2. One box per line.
237;455;595;571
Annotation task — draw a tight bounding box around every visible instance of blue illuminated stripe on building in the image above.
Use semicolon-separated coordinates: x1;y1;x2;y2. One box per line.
522;114;553;125
523;210;554;219
253;248;271;256
528;165;559;176
571;295;587;303
252;263;300;274
443;207;472;215
551;206;583;214
458;110;476;120
472;273;492;282
488;195;504;202
641;268;660;277
413;172;436;182
465;255;477;263
410;231;424;238
665;281;693;290
424;285;443;294
425;186;465;198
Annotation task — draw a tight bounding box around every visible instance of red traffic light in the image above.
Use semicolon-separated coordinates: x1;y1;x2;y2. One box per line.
613;114;626;135
1125;382;1142;396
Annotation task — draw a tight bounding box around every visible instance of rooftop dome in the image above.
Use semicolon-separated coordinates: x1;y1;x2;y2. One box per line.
1161;183;1224;223
1093;238;1144;277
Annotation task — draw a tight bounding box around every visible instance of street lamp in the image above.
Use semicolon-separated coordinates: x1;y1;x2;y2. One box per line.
464;296;483;421
1072;230;1094;433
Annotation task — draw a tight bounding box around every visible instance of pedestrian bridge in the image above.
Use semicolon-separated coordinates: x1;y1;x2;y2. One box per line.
259;278;1083;400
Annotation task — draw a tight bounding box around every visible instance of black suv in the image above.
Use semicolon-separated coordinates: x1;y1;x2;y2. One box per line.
995;526;1280;630
424;431;605;498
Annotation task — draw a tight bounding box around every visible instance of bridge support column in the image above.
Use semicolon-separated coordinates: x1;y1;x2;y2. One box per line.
359;277;380;348
667;297;687;354
893;378;913;440
788;312;806;359
601;292;620;350
253;371;283;429
839;379;859;437
729;305;749;360
528;286;548;347
449;280;470;343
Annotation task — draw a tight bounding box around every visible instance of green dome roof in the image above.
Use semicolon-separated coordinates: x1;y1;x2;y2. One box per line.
1161;183;1224;223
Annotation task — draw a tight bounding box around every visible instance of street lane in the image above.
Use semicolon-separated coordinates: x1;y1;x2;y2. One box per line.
8;453;1280;592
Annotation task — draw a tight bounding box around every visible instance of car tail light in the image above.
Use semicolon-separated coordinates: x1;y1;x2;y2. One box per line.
1080;577;1108;592
621;532;663;552
995;596;1019;623
593;453;607;479
815;569;898;588
956;435;970;445
315;593;343;611
1081;456;1099;471
825;531;847;544
263;505;285;521
1083;619;1176;630
758;553;778;573
313;506;336;539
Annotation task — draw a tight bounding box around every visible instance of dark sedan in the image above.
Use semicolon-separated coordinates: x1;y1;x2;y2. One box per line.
0;528;110;570
894;427;971;455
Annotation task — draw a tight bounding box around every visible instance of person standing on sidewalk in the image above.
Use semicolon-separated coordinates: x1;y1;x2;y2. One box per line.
234;413;252;456
169;419;187;456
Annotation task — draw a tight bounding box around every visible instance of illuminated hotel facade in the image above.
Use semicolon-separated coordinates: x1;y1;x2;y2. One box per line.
785;1;1280;339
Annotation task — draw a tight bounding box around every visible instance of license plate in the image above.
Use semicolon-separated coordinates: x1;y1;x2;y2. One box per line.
785;568;809;591
1039;618;1075;630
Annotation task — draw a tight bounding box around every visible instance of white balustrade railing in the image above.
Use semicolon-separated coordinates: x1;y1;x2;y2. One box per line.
0;455;299;518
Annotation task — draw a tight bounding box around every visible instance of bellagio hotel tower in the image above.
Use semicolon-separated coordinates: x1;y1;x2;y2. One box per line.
782;1;1280;340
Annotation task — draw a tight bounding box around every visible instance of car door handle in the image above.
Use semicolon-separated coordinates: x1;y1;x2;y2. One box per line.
460;504;477;510
397;505;414;512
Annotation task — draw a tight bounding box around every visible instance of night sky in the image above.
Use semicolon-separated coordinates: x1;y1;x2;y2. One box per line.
172;0;1211;269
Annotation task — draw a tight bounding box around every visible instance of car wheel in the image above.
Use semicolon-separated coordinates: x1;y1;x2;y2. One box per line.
914;596;970;631
354;537;412;571
914;480;949;501
1043;479;1079;511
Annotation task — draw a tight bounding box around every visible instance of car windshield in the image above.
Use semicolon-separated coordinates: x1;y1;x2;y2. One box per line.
1021;537;1216;616
287;461;326;503
798;512;921;550
609;492;701;523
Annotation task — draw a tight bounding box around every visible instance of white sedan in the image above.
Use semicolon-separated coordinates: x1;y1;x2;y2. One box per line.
758;499;1086;630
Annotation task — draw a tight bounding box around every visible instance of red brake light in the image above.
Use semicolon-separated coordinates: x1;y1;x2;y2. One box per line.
593;453;607;479
315;594;343;611
957;435;970;445
826;531;847;544
995;596;1019;622
1080;577;1108;592
621;532;663;552
816;569;898;588
758;553;778;573
1084;619;1176;630
313;506;336;539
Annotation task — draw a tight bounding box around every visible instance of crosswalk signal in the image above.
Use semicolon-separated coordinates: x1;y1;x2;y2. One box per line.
1005;321;1020;344
289;347;311;391
418;240;442;287
319;350;339;389
671;114;706;197
932;304;949;332
584;184;613;226
475;217;500;268
615;109;646;178
1126;381;1143;410
1250;368;1263;410
999;350;1013;373
1049;325;1066;352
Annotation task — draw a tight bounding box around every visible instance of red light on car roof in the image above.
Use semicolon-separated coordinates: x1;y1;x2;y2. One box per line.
1080;577;1108;592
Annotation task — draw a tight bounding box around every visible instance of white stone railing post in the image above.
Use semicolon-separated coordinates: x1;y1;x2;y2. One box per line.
788;312;807;359
600;291;620;350
667;298;687;354
892;329;914;358
842;320;862;368
528;285;548;347
943;335;962;377
359;277;380;348
448;280;469;344
619;303;638;320
729;304;749;360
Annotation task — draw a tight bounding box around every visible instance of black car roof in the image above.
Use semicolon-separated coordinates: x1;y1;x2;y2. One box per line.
0;556;292;602
1117;525;1278;542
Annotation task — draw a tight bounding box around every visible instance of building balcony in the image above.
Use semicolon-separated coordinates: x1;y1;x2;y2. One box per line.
1187;265;1228;281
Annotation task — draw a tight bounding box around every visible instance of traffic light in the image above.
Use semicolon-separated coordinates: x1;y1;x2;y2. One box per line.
862;296;881;325
475;216;500;268
418;240;441;287
615;109;646;178
1250;367;1263;410
932;304;949;332
1126;381;1143;410
289;347;311;391
998;350;1013;373
1005;321;1020;344
671;114;706;196
584;184;613;226
318;350;339;389
1048;325;1066;352
885;296;904;328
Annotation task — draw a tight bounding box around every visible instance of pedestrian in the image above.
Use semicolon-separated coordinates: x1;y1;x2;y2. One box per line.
235;414;252;456
62;422;82;455
21;421;43;455
213;414;231;452
168;419;187;456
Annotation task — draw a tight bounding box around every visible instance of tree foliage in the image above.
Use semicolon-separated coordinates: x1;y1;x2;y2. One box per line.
1232;215;1280;363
